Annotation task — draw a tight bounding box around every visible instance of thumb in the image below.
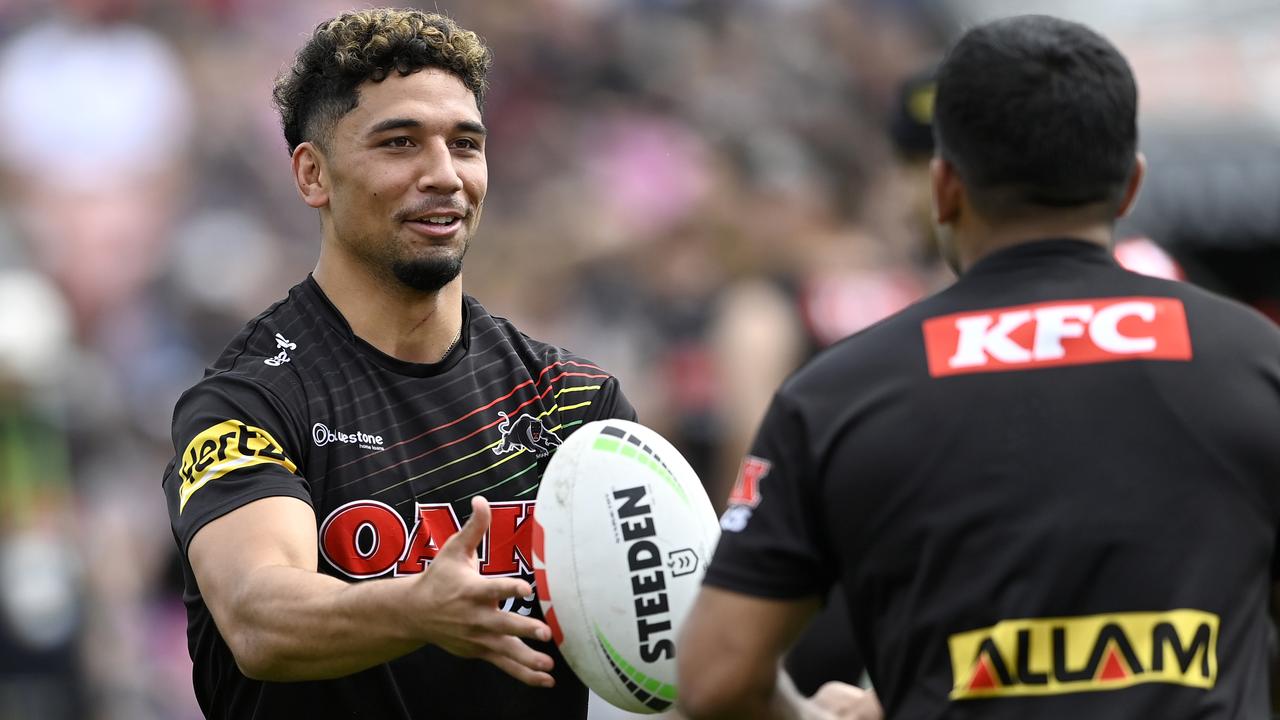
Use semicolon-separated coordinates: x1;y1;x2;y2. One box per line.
440;496;491;559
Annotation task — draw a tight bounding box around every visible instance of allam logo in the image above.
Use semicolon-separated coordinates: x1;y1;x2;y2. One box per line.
948;609;1218;700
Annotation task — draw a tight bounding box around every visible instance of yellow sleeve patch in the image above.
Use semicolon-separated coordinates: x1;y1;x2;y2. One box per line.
178;420;298;513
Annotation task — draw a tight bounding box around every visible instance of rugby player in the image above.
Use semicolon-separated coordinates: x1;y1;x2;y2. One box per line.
678;14;1280;719
161;9;635;719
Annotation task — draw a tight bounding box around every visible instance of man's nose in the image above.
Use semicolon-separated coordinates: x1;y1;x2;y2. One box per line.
415;140;464;194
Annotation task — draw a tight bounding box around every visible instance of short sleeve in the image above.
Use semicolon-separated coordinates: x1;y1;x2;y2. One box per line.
585;375;638;423
162;372;312;557
702;391;834;599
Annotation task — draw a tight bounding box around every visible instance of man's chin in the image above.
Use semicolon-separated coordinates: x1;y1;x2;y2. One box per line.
390;256;464;294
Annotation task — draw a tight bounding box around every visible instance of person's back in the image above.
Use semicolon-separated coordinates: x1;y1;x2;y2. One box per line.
677;14;1280;720
787;237;1280;717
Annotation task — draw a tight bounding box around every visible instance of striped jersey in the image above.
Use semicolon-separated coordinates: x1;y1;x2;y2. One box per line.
162;276;634;719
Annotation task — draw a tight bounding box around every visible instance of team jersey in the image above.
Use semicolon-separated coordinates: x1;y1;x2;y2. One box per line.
706;239;1280;719
162;276;635;720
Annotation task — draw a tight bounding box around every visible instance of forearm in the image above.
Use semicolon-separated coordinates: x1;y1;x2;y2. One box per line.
680;664;795;720
225;564;419;681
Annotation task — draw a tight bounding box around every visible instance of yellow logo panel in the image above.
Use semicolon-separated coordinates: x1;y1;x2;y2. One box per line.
178;420;298;513
949;609;1218;699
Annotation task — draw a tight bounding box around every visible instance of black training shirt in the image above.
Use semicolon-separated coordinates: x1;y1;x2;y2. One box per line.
162;276;635;720
707;239;1280;719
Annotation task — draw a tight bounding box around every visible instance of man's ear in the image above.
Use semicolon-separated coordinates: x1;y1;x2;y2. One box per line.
930;155;962;225
292;141;329;209
1116;151;1146;219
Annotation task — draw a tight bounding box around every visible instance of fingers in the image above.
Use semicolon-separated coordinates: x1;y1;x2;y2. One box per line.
493;609;553;643
811;683;882;720
439;496;491;559
484;577;534;604
487;652;556;688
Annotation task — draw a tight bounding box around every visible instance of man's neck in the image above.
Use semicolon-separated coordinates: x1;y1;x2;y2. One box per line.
313;252;463;365
955;214;1114;273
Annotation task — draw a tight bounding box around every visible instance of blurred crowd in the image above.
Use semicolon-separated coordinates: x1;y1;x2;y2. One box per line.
0;0;1275;718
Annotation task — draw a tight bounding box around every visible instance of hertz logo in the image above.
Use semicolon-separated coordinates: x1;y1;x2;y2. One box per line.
949;610;1218;699
178;420;297;513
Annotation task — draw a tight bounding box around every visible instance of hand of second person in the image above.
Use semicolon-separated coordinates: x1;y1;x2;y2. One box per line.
409;496;556;687
806;683;882;720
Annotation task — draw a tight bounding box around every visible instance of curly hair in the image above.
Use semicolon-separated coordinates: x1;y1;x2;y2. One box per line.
272;8;492;154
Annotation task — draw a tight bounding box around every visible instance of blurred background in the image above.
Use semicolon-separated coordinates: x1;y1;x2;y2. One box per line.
0;0;1276;718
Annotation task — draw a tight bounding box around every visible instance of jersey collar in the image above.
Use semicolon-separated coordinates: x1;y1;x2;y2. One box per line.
965;238;1117;278
301;274;473;377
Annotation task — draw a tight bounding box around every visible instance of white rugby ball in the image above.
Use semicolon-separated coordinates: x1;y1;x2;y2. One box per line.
533;419;719;714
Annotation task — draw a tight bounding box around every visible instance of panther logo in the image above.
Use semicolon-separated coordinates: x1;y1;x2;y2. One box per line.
493;412;563;458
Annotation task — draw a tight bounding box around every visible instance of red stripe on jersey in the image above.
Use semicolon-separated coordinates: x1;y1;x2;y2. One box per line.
335;370;610;486
332;361;604;470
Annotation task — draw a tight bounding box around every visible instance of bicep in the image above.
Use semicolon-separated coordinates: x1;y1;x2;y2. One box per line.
188;496;318;624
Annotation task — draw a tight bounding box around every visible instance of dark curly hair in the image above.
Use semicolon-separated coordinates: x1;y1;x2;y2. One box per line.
933;15;1137;217
272;8;492;154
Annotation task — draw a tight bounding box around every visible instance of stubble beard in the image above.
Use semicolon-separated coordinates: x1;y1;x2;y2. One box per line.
391;251;465;293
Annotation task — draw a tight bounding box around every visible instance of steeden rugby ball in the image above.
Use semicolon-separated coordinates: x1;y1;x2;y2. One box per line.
533;419;719;714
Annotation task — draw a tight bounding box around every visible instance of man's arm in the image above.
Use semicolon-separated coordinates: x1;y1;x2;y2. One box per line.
188;495;555;685
676;586;880;720
1271;582;1280;714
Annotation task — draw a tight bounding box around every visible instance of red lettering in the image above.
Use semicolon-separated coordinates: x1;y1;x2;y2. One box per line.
923;297;1192;377
396;504;463;575
319;500;407;579
481;502;536;576
319;500;538;579
728;456;771;508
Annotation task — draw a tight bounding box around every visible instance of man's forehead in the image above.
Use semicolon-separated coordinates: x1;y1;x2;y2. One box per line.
346;68;480;131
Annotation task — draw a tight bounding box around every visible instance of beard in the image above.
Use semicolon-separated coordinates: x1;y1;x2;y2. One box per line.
391;253;465;293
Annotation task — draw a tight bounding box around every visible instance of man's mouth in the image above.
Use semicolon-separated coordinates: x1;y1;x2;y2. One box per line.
404;213;463;236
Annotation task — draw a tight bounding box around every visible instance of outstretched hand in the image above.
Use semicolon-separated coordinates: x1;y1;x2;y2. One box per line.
807;683;882;720
411;496;556;687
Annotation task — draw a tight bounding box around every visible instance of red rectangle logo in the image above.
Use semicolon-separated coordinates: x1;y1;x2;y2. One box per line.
923;297;1192;377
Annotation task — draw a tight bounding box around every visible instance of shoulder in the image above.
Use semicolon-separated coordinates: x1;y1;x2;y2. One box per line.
1107;271;1280;355
466;297;637;422
780;291;945;401
178;282;321;428
468;296;618;379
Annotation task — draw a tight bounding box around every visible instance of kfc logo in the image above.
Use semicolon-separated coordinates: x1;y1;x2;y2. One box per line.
923;297;1192;377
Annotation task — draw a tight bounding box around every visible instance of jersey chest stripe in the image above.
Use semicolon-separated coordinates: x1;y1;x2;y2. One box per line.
383;419;584;505
331;374;606;489
392;450;533;506
367;439;506;497
330;361;604;471
333;412;520;490
456;461;540;503
358;393;578;496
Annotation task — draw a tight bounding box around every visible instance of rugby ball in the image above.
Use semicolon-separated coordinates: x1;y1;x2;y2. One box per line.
533;420;719;713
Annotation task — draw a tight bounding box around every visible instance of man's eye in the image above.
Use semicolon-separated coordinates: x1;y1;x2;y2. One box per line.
452;138;481;151
385;136;414;148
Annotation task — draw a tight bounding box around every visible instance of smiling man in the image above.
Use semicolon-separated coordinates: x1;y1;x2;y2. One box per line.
161;9;635;719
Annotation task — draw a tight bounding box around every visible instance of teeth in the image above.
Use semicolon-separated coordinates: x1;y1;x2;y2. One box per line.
425;217;455;225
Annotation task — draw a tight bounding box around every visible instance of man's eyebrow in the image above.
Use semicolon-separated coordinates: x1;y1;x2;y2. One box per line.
365;118;488;137
367;118;422;136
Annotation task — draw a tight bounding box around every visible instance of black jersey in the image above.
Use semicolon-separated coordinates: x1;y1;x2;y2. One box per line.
705;240;1280;719
162;277;635;720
